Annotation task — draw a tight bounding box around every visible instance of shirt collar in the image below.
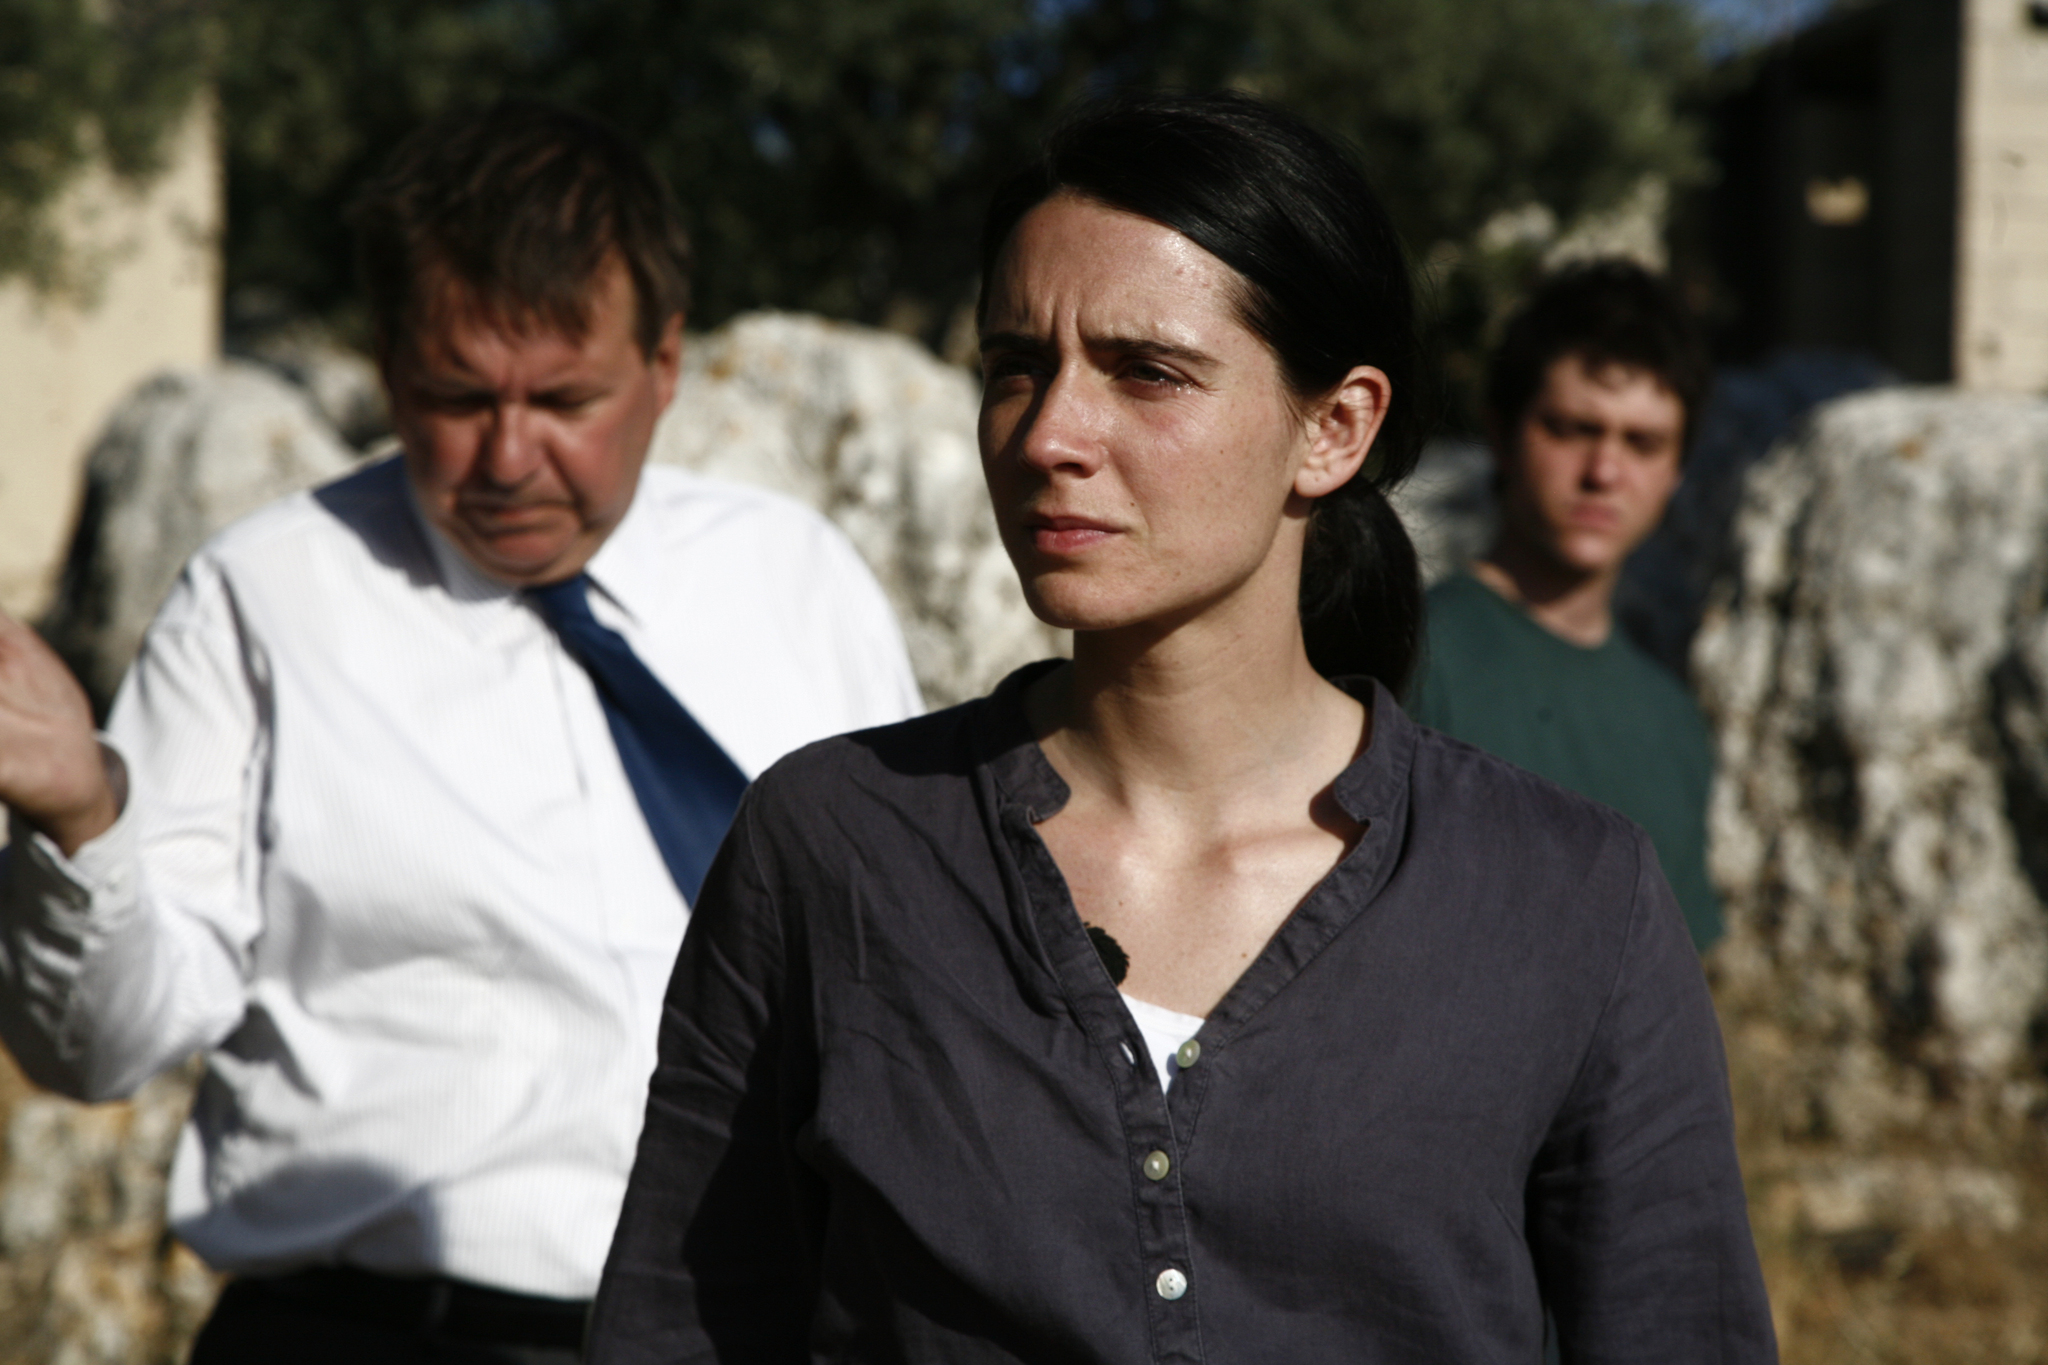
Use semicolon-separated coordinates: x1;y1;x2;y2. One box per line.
982;661;1417;832
981;661;1070;819
402;473;518;609
579;473;661;627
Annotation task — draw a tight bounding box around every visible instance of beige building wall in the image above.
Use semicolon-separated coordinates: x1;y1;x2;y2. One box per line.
1955;0;2048;391
0;100;220;616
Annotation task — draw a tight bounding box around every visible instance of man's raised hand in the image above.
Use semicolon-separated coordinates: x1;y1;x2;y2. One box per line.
0;611;120;856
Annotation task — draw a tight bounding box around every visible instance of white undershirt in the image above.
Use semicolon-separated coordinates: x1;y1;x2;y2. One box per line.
1120;992;1207;1091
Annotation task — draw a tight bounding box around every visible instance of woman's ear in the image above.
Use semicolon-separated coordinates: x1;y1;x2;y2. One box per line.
1296;365;1392;498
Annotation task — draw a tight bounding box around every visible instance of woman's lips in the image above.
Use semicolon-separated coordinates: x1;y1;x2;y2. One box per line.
1027;515;1118;554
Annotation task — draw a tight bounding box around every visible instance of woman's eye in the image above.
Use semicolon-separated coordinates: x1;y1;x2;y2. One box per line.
1125;361;1184;388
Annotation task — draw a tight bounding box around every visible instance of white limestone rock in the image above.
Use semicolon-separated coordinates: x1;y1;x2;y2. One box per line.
1785;1157;2023;1238
1696;387;2048;1137
0;1063;217;1365
234;323;391;450
1389;438;1496;588
648;311;1062;706
38;362;358;707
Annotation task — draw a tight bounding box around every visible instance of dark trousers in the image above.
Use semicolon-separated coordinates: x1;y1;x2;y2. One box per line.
189;1269;586;1365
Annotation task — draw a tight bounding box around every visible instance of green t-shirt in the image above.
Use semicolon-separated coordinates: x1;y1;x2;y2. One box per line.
1407;572;1722;951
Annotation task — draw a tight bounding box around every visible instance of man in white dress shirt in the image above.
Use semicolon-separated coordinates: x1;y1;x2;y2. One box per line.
0;101;921;1362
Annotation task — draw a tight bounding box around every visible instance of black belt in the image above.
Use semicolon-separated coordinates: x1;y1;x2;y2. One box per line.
236;1265;590;1351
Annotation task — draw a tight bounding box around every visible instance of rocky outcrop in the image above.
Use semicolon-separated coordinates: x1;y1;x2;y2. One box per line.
1697;387;2048;1144
1619;351;1891;676
1388;438;1495;587
0;1061;215;1365
232;323;392;451
648;312;1060;705
37;364;359;709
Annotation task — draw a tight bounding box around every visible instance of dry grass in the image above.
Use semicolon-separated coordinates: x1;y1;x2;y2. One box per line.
1726;1009;2048;1365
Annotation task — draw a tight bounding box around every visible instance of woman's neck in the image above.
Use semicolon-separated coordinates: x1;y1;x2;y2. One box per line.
1023;571;1372;1018
1028;592;1366;818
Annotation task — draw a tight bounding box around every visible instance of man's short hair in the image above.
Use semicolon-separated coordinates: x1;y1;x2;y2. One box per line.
351;98;691;359
1485;260;1710;453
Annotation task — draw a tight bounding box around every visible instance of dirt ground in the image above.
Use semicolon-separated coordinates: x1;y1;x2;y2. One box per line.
1725;1010;2048;1365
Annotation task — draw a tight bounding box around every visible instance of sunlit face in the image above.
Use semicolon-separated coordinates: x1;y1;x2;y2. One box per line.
385;258;682;586
977;193;1325;635
1495;352;1685;581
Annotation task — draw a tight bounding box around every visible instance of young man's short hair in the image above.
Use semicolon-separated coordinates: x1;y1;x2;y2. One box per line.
1485;260;1711;454
351;98;691;359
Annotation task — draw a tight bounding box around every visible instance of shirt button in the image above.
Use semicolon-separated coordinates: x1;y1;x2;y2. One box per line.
1156;1268;1189;1300
1175;1039;1202;1070
1143;1150;1171;1181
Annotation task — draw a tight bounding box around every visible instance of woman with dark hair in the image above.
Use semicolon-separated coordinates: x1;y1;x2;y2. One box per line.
589;91;1774;1364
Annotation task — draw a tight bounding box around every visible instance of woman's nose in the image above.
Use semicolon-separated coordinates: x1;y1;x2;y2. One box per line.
1015;369;1103;475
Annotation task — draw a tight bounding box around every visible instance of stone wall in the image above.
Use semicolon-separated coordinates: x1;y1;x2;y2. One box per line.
37;364;360;709
1693;390;2048;1361
0;1063;214;1365
1955;0;2048;392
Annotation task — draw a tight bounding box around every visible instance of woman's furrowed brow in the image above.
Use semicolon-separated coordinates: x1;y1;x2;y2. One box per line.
979;331;1047;357
1105;337;1220;368
979;330;1220;368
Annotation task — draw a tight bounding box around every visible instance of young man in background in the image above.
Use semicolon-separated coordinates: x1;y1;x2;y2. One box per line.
1409;260;1722;951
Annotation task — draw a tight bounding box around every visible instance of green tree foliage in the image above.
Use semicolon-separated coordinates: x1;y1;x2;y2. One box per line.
212;0;555;330
0;0;213;293
542;0;1055;332
207;0;1707;360
1046;0;1709;419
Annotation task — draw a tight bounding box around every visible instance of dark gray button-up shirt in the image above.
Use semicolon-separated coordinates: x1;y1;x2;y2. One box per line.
591;664;1776;1363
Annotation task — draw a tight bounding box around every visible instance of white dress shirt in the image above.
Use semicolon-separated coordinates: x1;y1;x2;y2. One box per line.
0;455;921;1297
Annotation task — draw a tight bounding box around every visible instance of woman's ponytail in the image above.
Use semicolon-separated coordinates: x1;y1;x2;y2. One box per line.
1299;477;1422;695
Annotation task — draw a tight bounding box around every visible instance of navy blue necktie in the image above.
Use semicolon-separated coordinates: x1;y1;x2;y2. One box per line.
528;574;748;903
